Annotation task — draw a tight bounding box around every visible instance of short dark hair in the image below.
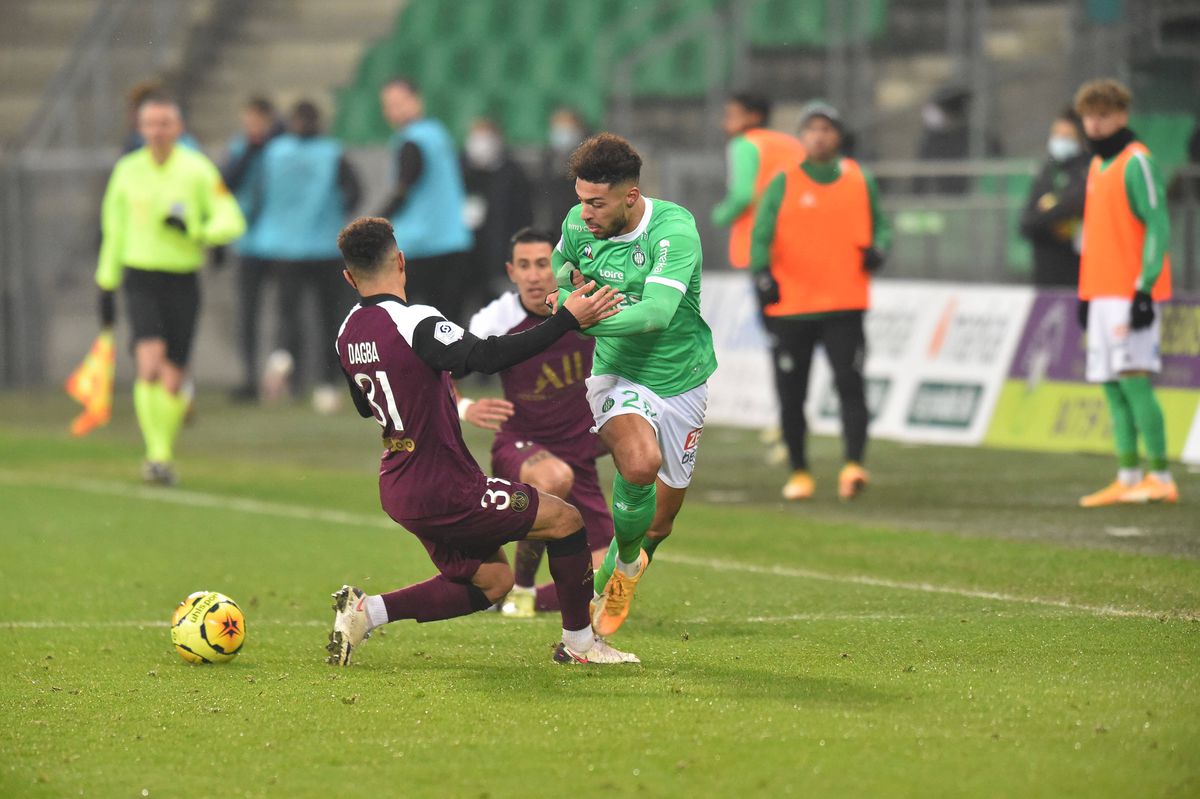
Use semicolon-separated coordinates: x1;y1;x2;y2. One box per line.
338;217;398;277
382;76;420;95
509;227;555;256
291;100;322;136
568;133;642;187
245;95;274;116
137;90;178;113
1056;105;1084;138
730;91;771;125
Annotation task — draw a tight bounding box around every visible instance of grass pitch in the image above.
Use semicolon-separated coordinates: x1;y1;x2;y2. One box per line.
1;390;1198;798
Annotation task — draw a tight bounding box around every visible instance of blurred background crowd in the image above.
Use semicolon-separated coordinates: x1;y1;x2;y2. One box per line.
1;0;1198;408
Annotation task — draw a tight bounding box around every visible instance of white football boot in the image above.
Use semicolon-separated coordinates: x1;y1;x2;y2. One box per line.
326;585;372;665
553;635;640;665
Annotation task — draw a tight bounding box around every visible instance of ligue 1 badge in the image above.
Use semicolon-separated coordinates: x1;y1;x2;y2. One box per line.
583;243;594;260
632;243;646;267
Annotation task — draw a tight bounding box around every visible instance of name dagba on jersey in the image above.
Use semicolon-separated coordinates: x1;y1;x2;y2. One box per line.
347;340;380;365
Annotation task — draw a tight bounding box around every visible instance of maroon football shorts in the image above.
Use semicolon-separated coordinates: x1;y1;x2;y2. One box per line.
396;476;541;582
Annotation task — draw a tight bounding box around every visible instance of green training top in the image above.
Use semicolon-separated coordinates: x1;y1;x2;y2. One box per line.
553;197;717;398
96;145;246;291
748;158;890;320
710;135;759;227
1099;146;1170;293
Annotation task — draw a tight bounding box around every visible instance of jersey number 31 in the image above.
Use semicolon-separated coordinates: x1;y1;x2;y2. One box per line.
354;371;404;430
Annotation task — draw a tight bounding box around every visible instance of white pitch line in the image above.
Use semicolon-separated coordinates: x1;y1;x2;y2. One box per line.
1;469;1194;622
654;552;1194;621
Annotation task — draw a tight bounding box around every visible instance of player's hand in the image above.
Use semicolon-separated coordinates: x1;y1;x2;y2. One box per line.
753;270;780;308
1130;290;1155;330
1076;299;1089;331
544;290;560;313
570;267;585;289
463;397;515;431
562;281;622;329
164;214;189;235
861;246;886;273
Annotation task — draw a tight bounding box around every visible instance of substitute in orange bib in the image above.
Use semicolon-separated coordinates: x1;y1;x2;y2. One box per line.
711;92;805;269
750;101;890;502
1074;79;1178;507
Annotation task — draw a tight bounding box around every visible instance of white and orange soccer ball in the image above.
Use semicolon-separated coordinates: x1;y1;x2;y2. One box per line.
170;591;246;664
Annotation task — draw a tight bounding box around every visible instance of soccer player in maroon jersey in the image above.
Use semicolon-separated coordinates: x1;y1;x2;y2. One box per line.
459;228;615;618
326;217;638;666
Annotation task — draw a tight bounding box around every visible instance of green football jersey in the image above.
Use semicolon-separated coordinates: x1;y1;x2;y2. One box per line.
553;197;717;397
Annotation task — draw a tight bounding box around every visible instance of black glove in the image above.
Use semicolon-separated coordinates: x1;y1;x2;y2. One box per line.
1076;299;1089;331
861;246;886;273
98;289;116;328
1130;290;1155;330
753;270;780;308
164;214;188;235
210;245;228;269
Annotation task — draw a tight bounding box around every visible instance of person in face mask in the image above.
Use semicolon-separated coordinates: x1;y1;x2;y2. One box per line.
1019;107;1089;287
461;118;534;313
537;107;590;229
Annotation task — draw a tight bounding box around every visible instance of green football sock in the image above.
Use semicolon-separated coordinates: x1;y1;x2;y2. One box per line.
643;533;666;562
593;475;656;593
133;380;167;461
154;384;189;463
1101;381;1139;469
1119;375;1168;472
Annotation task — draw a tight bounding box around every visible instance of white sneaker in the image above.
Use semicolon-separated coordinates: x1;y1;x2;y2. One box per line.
326;585;372;666
553;635;640;665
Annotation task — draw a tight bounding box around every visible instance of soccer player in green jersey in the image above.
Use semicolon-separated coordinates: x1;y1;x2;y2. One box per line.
551;133;717;636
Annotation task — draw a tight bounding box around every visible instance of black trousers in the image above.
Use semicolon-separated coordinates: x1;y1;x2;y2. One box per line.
275;259;353;387
404;251;467;323
767;311;868;471
123;268;200;368
235;255;276;387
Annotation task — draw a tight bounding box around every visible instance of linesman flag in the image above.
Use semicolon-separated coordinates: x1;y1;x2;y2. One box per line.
65;330;115;436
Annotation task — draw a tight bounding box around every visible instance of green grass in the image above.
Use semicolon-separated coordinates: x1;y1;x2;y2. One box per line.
2;390;1198;798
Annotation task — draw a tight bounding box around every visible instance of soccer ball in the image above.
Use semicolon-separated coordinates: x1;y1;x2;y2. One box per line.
170;591;246;664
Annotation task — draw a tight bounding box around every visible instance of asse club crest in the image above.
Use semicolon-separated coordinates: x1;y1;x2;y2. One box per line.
631;243;646;267
602;397;615;413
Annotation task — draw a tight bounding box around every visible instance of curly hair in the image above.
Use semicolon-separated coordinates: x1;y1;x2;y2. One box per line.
568;133;642;187
1074;79;1132;115
337;217;397;276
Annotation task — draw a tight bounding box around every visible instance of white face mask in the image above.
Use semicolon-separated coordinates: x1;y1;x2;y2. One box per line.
550;125;582;152
465;131;502;168
1047;135;1081;162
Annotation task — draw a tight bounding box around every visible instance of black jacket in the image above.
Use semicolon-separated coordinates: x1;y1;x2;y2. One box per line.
1019;153;1089;287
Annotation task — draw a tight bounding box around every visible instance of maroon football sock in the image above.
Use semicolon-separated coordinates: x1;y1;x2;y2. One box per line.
381;575;492;623
546;529;592;631
534;582;559;612
513;539;546;588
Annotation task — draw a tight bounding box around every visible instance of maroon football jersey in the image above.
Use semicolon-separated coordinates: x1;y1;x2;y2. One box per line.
336;295;486;519
469;292;595;445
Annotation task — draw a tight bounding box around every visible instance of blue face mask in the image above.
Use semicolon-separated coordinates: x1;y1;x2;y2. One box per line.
1048;135;1082;162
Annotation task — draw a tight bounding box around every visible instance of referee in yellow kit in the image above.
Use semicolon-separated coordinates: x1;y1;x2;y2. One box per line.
96;92;245;485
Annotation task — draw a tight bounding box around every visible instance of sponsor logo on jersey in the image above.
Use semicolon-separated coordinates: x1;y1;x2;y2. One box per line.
583;243;594;260
569;222;588;232
800;192;817;207
681;427;703;466
511;491;530;512
347;340;380;365
434;321;465;345
656;239;670;268
632;244;646;267
599;267;625;281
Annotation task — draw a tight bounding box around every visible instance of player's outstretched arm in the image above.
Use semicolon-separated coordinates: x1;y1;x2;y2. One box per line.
578;279;684;337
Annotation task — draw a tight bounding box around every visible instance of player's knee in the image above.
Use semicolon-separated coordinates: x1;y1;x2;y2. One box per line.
476;565;514;603
531;460;574;499
622;457;660;487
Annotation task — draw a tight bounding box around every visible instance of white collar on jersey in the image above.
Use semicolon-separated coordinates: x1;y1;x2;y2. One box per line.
609;197;654;243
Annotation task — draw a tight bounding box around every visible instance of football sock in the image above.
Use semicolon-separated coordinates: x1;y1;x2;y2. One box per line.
364;594;388;629
594;538;619;595
534;583;559;612
612;474;655;562
562;626;594;654
155;385;188;463
380;576;492;623
1118;468;1143;487
1151;471;1173;483
546;528;592;633
1119;375;1168;472
133;380;165;461
1101;381;1139;473
513;539;545;589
